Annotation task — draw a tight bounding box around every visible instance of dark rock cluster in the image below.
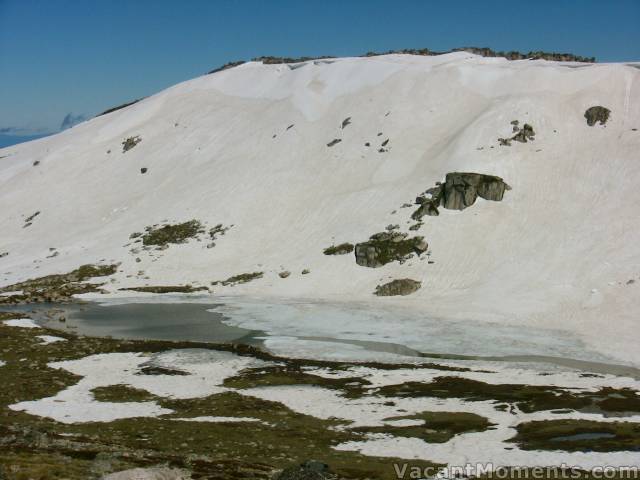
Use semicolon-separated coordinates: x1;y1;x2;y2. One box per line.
354;232;428;268
499;121;535;146
374;278;422;296
584;106;611;126
413;172;510;219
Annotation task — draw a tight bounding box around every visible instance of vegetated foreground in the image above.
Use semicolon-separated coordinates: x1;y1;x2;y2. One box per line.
1;305;640;479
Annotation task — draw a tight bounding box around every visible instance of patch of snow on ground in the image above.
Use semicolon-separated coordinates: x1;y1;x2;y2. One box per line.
36;335;66;345
3;318;40;328
244;384;640;469
9;349;268;423
171;416;264;423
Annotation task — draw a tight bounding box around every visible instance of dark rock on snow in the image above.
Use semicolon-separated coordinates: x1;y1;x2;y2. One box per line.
584;106;611;126
442;172;510;211
355;232;428;268
374;278;422;296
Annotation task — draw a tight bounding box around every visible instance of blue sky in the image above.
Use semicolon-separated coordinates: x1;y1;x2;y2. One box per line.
1;0;639;135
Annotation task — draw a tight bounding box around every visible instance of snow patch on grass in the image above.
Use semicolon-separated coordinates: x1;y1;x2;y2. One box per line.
3;318;40;329
36;335;66;345
9;349;269;423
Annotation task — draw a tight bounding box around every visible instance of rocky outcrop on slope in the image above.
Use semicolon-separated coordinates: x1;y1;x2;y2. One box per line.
205;48;595;77
97;99;142;117
364;47;595;63
374;279;422;296
122;136;141;153
141;220;205;248
412;185;445;220
442;172;510;210
411;173;510;219
499;121;535;146
119;285;208;294
212;271;264;286
323;243;354;255
585;106;611;126
354;232;428;268
0;264;117;304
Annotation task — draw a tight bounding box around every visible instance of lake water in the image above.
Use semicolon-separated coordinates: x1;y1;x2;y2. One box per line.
7;298;640;377
10;301;263;345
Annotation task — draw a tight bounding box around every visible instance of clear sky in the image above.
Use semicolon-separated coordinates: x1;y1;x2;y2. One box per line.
1;0;639;135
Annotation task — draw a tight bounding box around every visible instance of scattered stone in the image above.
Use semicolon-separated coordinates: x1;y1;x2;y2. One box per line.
364;142;370;147
301;269;310;275
385;224;399;231
33;160;40;166
326;139;341;147
409;223;423;231
584;106;611;126
122;136;142;152
279;271;291;279
286;124;295;130
0;252;8;258
381;139;389;147
140;167;148;174
273;460;337;480
354;232;427;268
323;243;354;255
374;278;422;296
209;223;231;242
341;117;352;129
23;211;40;227
627;279;635;285
499;122;535;145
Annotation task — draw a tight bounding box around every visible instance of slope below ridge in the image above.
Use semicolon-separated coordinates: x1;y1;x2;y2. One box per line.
1;53;639;364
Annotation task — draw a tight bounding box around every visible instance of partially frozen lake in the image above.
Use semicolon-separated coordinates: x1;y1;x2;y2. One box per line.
9;296;639;378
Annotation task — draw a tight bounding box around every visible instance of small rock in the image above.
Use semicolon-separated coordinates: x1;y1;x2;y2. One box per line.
584;106;611;126
279;271;291;278
374;278;421;296
140;167;148;174
301;269;310;275
326;139;341;147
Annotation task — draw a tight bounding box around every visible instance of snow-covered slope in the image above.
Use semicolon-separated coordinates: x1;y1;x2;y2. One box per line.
1;53;639;364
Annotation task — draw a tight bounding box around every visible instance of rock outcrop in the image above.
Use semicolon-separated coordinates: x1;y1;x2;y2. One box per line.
374;278;422;296
499;121;535;146
584;106;611;126
442;172;510;211
323;243;354;255
354;232;428;268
